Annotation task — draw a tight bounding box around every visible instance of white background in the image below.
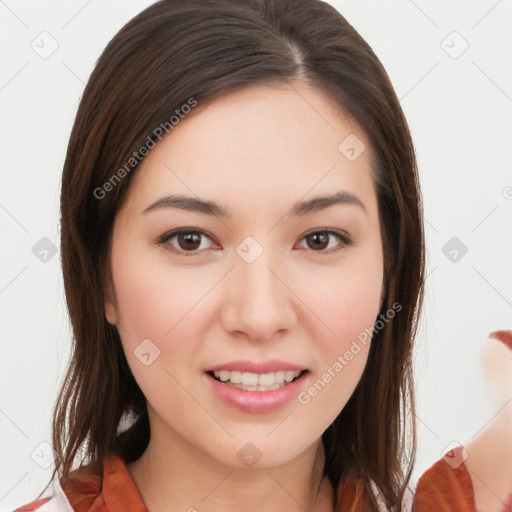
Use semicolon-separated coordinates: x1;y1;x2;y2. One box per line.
1;0;511;510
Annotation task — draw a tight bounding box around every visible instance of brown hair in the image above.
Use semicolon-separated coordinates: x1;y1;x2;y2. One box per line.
47;0;425;509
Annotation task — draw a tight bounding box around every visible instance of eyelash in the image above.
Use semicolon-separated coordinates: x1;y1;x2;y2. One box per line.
156;228;353;257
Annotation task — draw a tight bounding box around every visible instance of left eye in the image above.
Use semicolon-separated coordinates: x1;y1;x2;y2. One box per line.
296;230;351;252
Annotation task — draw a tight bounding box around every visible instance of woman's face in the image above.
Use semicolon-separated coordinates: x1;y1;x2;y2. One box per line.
105;82;384;468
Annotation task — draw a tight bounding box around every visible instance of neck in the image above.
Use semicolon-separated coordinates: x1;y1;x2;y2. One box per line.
126;412;335;512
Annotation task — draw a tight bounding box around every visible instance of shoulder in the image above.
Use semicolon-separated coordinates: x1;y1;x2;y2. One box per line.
14;497;55;511
413;444;512;512
13;462;105;512
335;476;386;511
58;463;103;512
412;445;477;512
13;478;75;512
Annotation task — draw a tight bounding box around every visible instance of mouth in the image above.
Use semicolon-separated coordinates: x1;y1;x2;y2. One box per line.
203;360;310;412
206;369;309;392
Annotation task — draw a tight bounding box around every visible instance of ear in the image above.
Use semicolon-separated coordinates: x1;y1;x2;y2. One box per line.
105;301;118;325
104;279;118;325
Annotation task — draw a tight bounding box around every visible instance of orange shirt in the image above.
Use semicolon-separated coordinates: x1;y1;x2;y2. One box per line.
14;446;512;512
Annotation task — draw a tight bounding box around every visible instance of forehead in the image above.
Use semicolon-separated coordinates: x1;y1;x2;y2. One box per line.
121;82;376;217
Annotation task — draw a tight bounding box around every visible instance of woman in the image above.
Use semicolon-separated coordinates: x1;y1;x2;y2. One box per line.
13;0;512;510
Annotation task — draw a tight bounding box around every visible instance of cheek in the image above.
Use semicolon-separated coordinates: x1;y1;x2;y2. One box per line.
292;256;382;422
109;247;217;395
299;254;383;354
110;260;212;413
111;250;214;343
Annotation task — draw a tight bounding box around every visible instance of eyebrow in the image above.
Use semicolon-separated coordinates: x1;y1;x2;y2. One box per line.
142;191;367;217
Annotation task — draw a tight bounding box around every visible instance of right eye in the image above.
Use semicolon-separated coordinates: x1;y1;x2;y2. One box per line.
157;229;219;256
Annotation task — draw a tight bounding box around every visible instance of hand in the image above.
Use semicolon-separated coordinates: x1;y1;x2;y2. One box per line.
464;330;512;512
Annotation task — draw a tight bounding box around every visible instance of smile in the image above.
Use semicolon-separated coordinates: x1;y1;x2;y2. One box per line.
208;369;305;391
204;362;309;413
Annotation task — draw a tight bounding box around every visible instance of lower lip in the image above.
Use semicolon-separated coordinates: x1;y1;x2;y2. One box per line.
204;372;308;413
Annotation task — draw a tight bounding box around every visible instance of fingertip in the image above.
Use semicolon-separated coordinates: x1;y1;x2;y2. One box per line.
488;330;512;351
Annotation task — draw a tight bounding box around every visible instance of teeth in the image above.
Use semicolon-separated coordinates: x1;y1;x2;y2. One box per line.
242;372;259;386
284;371;297;382
219;370;230;382
229;371;242;383
258;372;274;386
274;371;285;384
212;369;302;390
232;382;287;391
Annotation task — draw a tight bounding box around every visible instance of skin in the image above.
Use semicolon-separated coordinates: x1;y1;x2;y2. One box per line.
105;82;384;512
465;335;512;512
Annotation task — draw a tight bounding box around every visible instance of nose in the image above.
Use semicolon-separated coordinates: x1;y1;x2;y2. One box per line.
220;247;298;342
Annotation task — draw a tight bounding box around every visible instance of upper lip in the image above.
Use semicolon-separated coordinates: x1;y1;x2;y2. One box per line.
205;359;306;374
